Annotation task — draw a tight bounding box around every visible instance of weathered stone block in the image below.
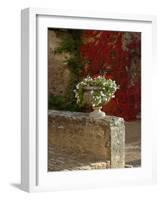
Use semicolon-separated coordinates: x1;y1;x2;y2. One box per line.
48;110;125;169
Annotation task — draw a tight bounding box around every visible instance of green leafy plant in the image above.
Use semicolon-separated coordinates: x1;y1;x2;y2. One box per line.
48;96;66;110
74;76;119;107
54;29;86;74
49;29;87;111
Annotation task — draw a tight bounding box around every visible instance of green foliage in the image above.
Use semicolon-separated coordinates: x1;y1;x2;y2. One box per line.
55;30;82;53
54;29;85;74
48;96;66;110
48;95;81;112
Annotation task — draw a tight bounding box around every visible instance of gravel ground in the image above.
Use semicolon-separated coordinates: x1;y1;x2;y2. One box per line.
125;120;141;167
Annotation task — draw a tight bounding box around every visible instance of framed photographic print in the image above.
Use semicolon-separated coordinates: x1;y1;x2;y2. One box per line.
21;8;157;192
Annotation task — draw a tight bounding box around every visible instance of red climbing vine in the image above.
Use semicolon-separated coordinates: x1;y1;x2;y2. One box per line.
80;30;141;121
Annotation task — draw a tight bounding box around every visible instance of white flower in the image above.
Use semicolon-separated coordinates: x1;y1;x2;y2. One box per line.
76;84;80;89
74;75;118;106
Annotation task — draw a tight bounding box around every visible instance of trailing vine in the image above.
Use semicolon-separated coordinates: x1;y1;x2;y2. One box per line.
48;29;87;111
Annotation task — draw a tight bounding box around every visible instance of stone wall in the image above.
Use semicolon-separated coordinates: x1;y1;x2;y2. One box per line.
48;110;125;170
48;29;71;96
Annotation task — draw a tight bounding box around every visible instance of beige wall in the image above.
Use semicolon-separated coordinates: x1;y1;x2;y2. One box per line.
48;29;71;96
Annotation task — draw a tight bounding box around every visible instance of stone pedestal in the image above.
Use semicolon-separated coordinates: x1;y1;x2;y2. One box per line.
48;110;125;169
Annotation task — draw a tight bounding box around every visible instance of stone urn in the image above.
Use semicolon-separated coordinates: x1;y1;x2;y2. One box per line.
89;106;106;118
75;76;119;119
83;86;109;119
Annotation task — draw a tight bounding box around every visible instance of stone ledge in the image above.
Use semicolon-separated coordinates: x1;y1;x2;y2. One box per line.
48;110;125;170
48;110;124;127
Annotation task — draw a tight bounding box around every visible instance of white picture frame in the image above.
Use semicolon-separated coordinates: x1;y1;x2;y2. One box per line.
21;8;157;192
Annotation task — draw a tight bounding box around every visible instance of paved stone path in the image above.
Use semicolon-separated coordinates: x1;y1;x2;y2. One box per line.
48;120;141;171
